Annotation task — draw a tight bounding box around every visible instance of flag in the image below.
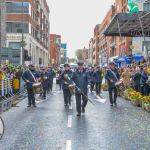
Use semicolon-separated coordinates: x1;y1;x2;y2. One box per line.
128;0;139;14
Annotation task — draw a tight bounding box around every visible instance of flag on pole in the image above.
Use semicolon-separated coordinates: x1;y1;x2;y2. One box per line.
128;0;139;14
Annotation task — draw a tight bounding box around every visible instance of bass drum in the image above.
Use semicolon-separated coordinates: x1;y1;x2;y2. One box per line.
115;80;125;93
32;82;43;94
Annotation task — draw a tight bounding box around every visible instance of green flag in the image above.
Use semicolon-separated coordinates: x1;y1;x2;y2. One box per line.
128;0;139;14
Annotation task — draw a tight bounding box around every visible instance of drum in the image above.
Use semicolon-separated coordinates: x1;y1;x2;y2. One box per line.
32;82;42;94
115;80;125;93
68;84;76;95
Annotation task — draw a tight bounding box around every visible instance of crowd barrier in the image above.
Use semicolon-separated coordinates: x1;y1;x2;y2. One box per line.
0;77;26;114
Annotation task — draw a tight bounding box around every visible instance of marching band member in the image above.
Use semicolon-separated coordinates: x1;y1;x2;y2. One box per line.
22;64;38;107
61;63;73;106
72;61;90;116
39;67;49;99
47;66;55;93
93;66;103;96
105;62;120;107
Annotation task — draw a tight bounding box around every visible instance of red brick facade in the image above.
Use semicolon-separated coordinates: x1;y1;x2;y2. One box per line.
49;34;61;65
99;0;132;64
6;0;50;50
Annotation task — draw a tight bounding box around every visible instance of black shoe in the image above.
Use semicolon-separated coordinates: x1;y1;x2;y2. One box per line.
27;105;31;107
33;105;36;107
110;104;113;106
64;104;68;107
77;113;81;116
82;107;85;113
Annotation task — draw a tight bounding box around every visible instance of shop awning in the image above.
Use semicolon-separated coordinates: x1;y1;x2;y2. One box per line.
104;11;150;37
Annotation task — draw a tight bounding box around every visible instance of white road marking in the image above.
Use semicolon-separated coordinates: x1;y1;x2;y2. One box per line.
36;100;45;104
94;98;106;103
67;115;72;128
66;140;71;150
92;93;107;103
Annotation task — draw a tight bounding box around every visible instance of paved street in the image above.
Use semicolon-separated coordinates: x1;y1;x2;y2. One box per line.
0;83;150;150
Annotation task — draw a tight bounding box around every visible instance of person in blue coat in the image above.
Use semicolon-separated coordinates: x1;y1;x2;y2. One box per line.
39;67;49;99
105;62;120;106
22;64;38;107
47;66;55;93
61;63;73;106
72;61;90;116
140;67;150;95
93;66;103;96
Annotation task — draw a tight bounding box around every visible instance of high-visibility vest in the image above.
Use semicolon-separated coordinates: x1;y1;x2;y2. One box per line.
13;78;20;90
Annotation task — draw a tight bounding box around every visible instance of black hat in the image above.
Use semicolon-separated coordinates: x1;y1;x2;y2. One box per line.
77;60;84;65
64;63;69;67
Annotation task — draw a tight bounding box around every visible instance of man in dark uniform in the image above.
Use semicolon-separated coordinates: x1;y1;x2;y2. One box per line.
61;63;72;106
22;64;38;107
105;62;120;106
93;66;103;96
72;61;90;116
47;66;55;93
40;67;48;99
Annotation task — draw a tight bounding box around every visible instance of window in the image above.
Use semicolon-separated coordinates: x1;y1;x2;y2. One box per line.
144;3;150;11
7;22;29;33
9;42;21;50
6;2;29;13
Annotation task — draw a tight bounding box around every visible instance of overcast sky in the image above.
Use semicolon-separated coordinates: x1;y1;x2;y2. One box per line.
47;0;115;57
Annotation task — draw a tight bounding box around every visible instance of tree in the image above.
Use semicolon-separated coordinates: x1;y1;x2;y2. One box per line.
75;49;83;60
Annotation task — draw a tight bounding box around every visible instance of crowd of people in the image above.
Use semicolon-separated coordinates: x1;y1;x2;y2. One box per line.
0;64;24;99
1;61;150;116
118;63;150;96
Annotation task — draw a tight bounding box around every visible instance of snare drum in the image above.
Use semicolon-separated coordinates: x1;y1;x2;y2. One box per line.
32;82;42;94
115;80;125;92
68;84;76;95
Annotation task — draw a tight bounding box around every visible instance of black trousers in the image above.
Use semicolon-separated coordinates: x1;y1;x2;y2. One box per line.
27;88;35;106
108;87;117;104
96;82;102;95
90;81;94;92
63;89;71;105
43;87;46;98
75;92;88;113
47;81;53;93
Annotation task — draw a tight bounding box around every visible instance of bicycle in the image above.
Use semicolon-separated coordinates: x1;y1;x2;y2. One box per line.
0;116;4;139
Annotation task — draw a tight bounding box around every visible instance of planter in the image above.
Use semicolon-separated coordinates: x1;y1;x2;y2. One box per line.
142;103;150;112
124;96;131;101
131;99;141;107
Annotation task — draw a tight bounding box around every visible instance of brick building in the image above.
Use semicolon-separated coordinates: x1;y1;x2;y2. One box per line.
50;34;61;65
5;0;50;65
88;38;93;64
0;0;6;49
99;0;133;65
93;24;100;65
